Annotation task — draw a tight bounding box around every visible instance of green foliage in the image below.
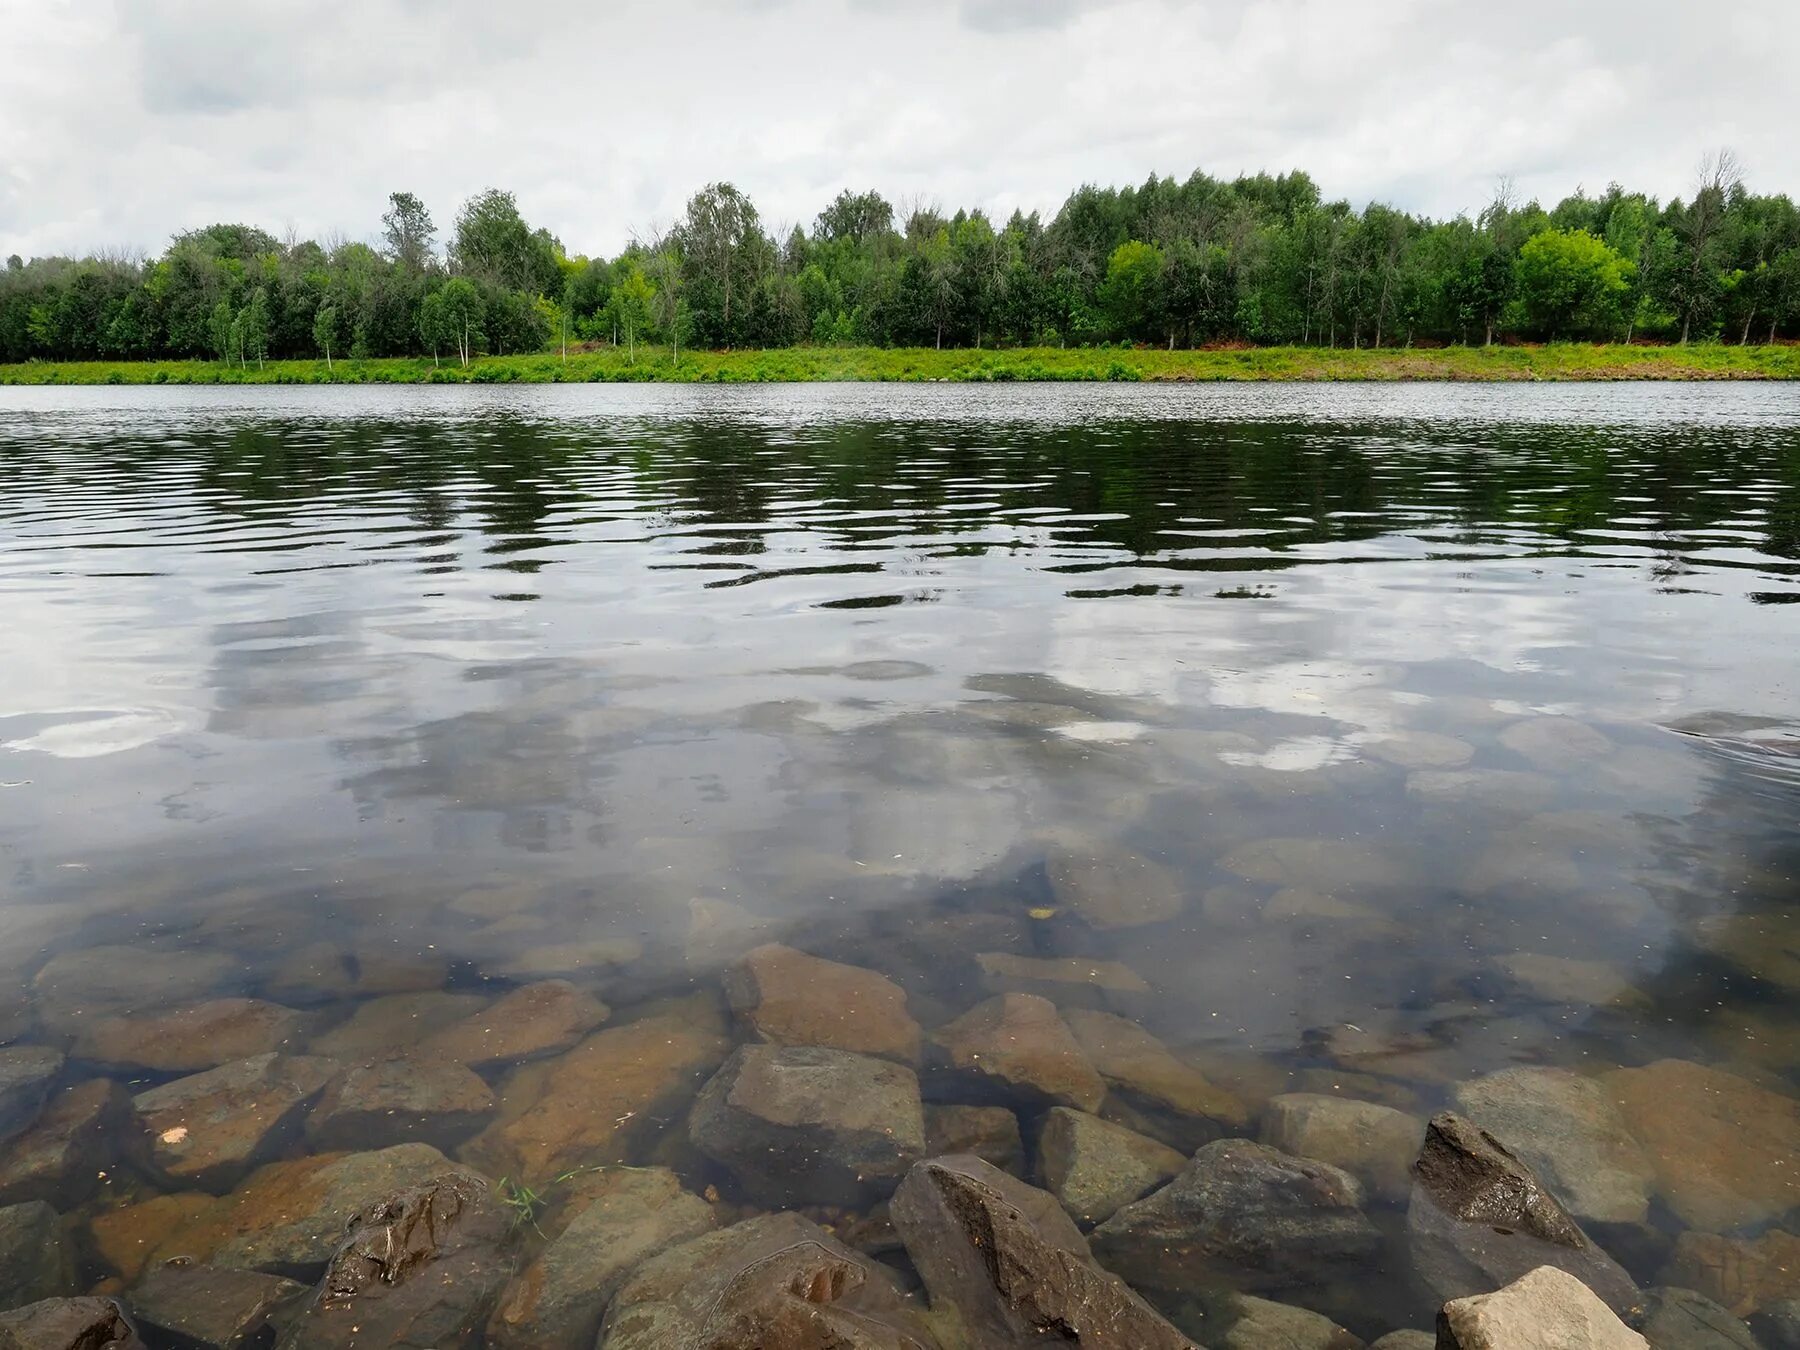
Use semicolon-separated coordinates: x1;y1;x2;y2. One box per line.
1513;229;1633;339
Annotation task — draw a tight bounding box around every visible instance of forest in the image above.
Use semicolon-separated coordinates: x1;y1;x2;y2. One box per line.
4;154;1798;368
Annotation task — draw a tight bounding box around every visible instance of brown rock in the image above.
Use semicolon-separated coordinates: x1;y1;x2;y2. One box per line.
924;1104;1022;1174
1659;1229;1800;1318
1261;1093;1424;1206
0;1298;145;1350
1437;1265;1647;1349
890;1154;1195;1348
133;1053;336;1191
32;946;244;1029
976;951;1151;996
461;998;729;1184
305;1056;494;1151
1046;845;1186;929
1603;1059;1800;1232
1037;1107;1187;1224
723;944;921;1063
265;941;446;1005
72;1000;307;1074
1206;1292;1366;1349
417;980;609;1071
88;1193;221;1282
308;991;491;1061
127;1264;307;1350
1065;1008;1248;1135
0;1078;134;1206
931;993;1105;1112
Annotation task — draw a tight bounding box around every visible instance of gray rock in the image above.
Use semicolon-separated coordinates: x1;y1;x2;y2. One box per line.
273;1172;512;1349
889;1154;1195;1349
1204;1292;1365;1349
1091;1138;1379;1294
127;1265;307;1350
1408;1113;1638;1315
0;1047;63;1144
1064;1008;1248;1142
486;1167;715;1350
931;993;1106;1112
31;945;244;1031
1260;1093;1424;1206
0;1201;77;1310
1046;844;1187;929
597;1211;936;1350
1368;1333;1435;1350
924;1103;1022;1175
1630;1286;1760;1349
1749;1300;1800;1350
133;1054;336;1191
1037;1107;1186;1224
1437;1265;1647;1349
0;1298;145;1350
0;1079;133;1207
305;1056;493;1152
689;1043;924;1207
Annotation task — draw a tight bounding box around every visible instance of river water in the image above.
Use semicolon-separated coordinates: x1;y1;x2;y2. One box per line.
0;382;1796;1339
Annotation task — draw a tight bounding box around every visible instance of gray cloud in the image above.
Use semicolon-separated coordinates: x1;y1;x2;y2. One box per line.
3;0;1794;261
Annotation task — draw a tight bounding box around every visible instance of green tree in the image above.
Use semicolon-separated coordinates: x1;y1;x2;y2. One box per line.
312;303;338;370
381;192;436;270
1099;240;1164;340
417;291;449;367
208;297;236;363
1513;229;1633;339
239;288;271;368
609;262;654;362
437;277;484;366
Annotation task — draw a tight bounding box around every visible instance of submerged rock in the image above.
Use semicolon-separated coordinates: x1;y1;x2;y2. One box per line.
1497;716;1616;767
1749;1301;1800;1350
272;1172;511;1350
1046;844;1187;929
87;1193;221;1282
1407;1113;1637;1314
1658;1229;1800;1318
1260;1092;1423;1206
923;1103;1023;1175
1367;1333;1435;1349
126;1265;307;1350
1436;1265;1647;1349
308;991;491;1061
1064;1009;1249;1140
417;980;609;1071
1218;837;1408;895
305;1056;494;1152
0;1298;145;1350
976;951;1152;998
133;1053;336;1191
265;941;446;1006
487;1167;715;1350
1199;1292;1365;1349
31;945;243;1029
1602;1059;1800;1232
931;993;1105;1112
0;1078;133;1206
723;943;922;1064
1036;1106;1186;1224
0;1045;63;1143
1091;1138;1379;1293
1629;1286;1760;1350
1450;1067;1651;1226
0;1201;77;1310
1362;731;1474;770
689;1043;925;1207
72;999;307;1074
597;1211;936;1350
889;1154;1195;1349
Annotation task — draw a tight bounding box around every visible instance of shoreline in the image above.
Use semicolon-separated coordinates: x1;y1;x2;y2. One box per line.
3;343;1796;386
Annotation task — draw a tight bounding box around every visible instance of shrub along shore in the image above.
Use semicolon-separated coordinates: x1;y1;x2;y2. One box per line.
3;342;1796;386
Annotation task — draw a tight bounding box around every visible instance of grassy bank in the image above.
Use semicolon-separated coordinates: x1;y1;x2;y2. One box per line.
3;342;1796;386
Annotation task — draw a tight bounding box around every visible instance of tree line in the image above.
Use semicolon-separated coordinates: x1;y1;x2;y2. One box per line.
4;152;1798;366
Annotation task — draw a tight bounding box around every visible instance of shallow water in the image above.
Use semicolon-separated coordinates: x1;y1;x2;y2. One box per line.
2;382;1797;1336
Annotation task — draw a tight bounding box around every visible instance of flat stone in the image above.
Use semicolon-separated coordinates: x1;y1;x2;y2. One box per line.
461;997;729;1184
487;1167;715;1350
1046;845;1186;929
417;980;609;1071
1260;1093;1424;1205
1495;954;1648;1007
1498;716;1616;768
723;943;922;1063
684;897;779;973
1066;1008;1249;1136
87;1192;221;1282
924;1103;1023;1174
32;946;244;1030
308;991;490;1061
1694;913;1800;992
1091;1138;1379;1293
134;1053;337;1191
976;951;1151;996
1603;1059;1800;1232
1407;1113;1638;1315
597;1211;936;1350
1362;732;1474;769
0;1298;145;1350
1451;1067;1652;1225
1437;1265;1647;1349
127;1265;307;1350
72;1000;307;1074
1207;1292;1365;1349
689;1044;925;1207
1405;768;1555;815
1629;1286;1760;1350
1659;1230;1800;1318
487;937;643;981
0;1045;63;1143
931;993;1105;1112
305;1056;494;1152
1037;1107;1186;1224
0;1201;77;1310
1218;837;1408;894
1368;1334;1436;1349
889;1154;1195;1349
0;1078;133;1206
264;941;446;1005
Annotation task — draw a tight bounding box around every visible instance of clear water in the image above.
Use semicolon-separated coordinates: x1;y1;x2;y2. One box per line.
1;382;1797;1334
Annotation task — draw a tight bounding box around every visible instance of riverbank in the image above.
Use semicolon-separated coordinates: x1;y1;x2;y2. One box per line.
3;342;1796;385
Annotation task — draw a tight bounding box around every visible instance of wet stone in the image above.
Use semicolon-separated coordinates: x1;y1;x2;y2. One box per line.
1404;767;1555;816
1497;716;1616;768
1091;1137;1379;1294
1362;731;1474;769
1451;1066;1652;1226
1202;1292;1365;1349
1260;1092;1424;1206
689;1043;925;1207
1407;1112;1638;1315
0;1298;145;1350
924;1103;1023;1175
1494;953;1648;1008
976;951;1152;998
88;1192;221;1282
0;1078;133;1207
305;1056;494;1152
1658;1230;1800;1318
1218;836;1408;895
931;993;1105;1112
0;1045;63;1143
1437;1265;1647;1350
0;1201;77;1311
487;937;644;982
1036;1106;1187;1224
487;1167;715;1350
133;1053;337;1192
723;942;922;1064
1045;844;1186;929
597;1210;936;1350
1749;1300;1800;1350
264;941;447;1006
31;946;244;1030
1629;1286;1760;1350
126;1264;307;1350
1065;1007;1249;1139
1368;1334;1436;1349
417;979;609;1072
1603;1058;1800;1232
72;999;307;1074
307;991;491;1061
889;1154;1195;1350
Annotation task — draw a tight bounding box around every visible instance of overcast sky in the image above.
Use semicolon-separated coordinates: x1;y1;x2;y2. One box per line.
2;0;1793;261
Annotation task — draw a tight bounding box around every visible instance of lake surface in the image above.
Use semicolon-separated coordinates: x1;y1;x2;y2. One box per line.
1;382;1797;1338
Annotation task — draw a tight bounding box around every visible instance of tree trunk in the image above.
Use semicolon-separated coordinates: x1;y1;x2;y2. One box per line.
1741;309;1755;344
1681;312;1692;344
